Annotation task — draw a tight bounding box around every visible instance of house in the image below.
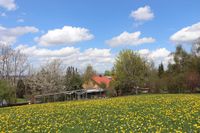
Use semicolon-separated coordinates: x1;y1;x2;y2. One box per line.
82;75;112;98
83;75;112;89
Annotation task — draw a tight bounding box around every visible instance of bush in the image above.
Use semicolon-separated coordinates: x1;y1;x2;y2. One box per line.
0;80;16;104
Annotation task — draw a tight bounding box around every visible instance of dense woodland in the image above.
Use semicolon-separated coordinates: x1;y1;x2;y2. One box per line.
0;39;200;104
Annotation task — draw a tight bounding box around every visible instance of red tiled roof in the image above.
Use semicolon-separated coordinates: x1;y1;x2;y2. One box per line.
92;75;112;87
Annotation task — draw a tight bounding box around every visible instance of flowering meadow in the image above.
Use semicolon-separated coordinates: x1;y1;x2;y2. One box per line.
1;94;200;132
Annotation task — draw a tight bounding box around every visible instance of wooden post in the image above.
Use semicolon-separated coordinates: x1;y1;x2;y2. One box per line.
100;89;101;98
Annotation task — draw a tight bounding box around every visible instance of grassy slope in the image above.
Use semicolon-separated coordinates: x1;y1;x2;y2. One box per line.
1;94;200;132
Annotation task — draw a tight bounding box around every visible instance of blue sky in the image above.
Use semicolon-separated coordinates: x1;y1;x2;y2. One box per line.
0;0;200;72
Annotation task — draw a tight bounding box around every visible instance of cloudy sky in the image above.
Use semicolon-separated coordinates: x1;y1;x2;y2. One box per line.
0;0;200;72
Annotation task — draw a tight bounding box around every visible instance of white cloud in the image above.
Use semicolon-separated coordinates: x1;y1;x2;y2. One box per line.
16;45;113;72
17;18;24;23
130;5;154;21
0;0;16;11
15;44;173;72
170;22;200;43
106;31;155;47
82;48;111;58
138;48;173;67
36;26;94;46
0;26;39;45
15;45;79;57
0;12;6;16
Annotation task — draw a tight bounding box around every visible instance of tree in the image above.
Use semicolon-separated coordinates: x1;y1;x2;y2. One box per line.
104;70;112;76
192;38;200;56
0;43;29;85
0;80;16;104
165;45;192;93
172;45;190;73
64;66;82;91
83;64;96;83
0;43;13;80
16;79;25;98
185;71;200;93
12;50;29;84
26;59;64;96
158;62;164;78
112;49;150;95
166;73;186;93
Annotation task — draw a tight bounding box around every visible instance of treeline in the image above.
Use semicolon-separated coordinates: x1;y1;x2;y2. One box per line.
156;44;200;93
110;39;200;95
1;39;200;104
0;50;96;104
0;43;95;104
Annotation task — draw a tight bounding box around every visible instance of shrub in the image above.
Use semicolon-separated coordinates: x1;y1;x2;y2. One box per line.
0;80;16;104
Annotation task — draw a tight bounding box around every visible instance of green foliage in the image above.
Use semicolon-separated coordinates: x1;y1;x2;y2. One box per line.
64;66;83;90
110;45;200;94
166;73;187;93
104;70;112;76
105;88;117;97
153;78;167;93
0;80;16;104
112;49;150;95
165;45;200;93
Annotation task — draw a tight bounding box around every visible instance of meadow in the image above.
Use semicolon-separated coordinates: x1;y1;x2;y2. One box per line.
1;94;200;132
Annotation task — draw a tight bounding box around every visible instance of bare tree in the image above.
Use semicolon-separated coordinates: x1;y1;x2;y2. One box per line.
0;42;29;84
12;49;29;84
192;38;200;56
0;43;13;80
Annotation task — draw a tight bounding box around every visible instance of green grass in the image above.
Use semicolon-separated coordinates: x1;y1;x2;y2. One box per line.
16;98;27;103
1;94;200;132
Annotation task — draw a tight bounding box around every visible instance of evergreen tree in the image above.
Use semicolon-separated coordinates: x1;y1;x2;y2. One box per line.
158;62;164;78
64;66;82;91
16;79;25;98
